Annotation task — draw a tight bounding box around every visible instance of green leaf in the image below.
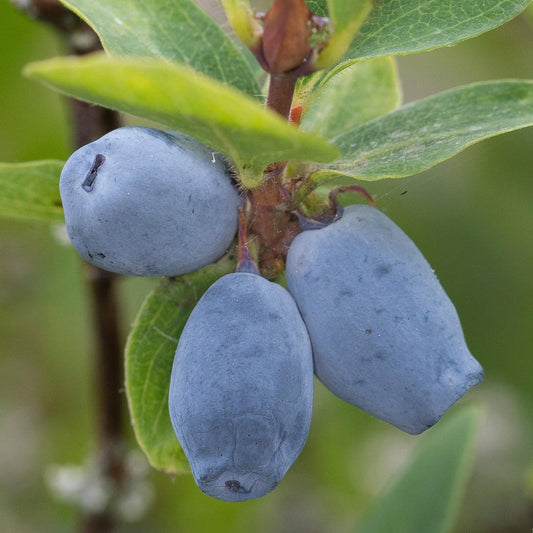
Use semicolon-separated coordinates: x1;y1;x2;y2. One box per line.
221;0;263;49
25;54;339;189
327;0;368;27
59;0;261;97
301;57;401;140
306;0;327;16
0;160;64;222
526;2;533;25
356;406;481;533
315;0;373;69
125;261;234;475
347;0;531;61
313;80;533;182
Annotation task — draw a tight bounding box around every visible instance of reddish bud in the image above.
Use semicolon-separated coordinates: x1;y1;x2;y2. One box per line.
262;0;312;75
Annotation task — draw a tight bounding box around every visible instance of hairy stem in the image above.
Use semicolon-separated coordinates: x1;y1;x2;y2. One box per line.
266;75;297;119
247;72;299;278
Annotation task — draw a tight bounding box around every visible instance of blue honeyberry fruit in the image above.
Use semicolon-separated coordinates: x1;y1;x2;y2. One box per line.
168;272;313;501
285;204;483;435
59;126;241;276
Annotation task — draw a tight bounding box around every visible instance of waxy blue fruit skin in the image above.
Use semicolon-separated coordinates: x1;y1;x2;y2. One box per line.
168;272;313;501
286;204;483;435
60;126;241;276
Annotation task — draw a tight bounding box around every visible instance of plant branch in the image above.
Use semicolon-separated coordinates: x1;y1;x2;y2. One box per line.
246;3;308;279
81;265;125;533
266;75;297;120
68;46;125;533
247;74;299;278
12;1;126;532
69;101;121;149
69;59;125;533
83;272;123;433
11;0;100;54
68;41;125;533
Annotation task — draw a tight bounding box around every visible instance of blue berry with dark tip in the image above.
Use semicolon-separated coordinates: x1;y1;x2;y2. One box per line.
60;126;241;276
168;272;313;501
286;204;483;435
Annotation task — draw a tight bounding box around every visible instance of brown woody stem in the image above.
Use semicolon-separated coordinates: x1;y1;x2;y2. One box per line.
12;1;126;532
70;43;124;533
266;75;298;119
81;265;125;533
69;101;121;149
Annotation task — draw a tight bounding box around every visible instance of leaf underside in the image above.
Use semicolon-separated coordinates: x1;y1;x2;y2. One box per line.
24;54;339;189
313;80;533;183
0;160;64;222
301;57;402;140
125;261;233;475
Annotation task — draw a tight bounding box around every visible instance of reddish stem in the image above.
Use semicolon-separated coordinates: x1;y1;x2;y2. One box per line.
266;76;298;120
247;67;300;277
328;185;376;209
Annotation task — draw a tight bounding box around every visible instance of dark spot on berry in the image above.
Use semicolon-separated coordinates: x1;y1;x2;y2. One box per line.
82;154;105;192
375;264;391;277
225;479;249;493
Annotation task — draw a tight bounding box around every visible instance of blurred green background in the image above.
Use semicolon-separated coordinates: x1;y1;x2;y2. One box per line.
1;2;533;532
